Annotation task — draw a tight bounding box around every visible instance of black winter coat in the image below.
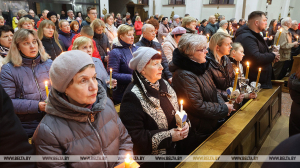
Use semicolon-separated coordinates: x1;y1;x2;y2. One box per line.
204;22;218;36
93;32;111;67
120;71;178;168
135;38;172;80
288;73;300;137
235;25;275;89
0;84;35;168
41;37;66;60
206;52;235;101
171;48;228;155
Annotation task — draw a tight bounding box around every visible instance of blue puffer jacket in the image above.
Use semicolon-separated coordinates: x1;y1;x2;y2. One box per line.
0;55;52;137
58;30;75;49
107;39;139;104
93;57;109;91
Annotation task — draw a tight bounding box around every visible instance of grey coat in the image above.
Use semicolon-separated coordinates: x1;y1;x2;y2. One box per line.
33;84;133;168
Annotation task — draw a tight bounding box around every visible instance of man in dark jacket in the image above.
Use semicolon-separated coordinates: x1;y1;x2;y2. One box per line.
81;7;98;27
235;11;280;89
204;15;218;37
0;84;35;168
58;20;76;49
135;24;173;83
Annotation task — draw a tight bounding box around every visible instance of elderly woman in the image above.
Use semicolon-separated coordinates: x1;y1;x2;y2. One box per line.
107;25;139;104
72;36;117;91
16;17;35;32
181;16;197;34
70;20;80;34
104;14;118;46
0;29;52;138
170;34;233;155
38;20;66;60
0;25;14;68
217;20;229;34
91;19;111;68
158;17;170;43
206;32;244;104
162;26;186;62
120;47;189;168
32;50;132;168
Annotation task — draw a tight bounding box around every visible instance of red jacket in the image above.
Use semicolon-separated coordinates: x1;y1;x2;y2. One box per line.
68;34;102;60
37;18;45;28
134;21;143;36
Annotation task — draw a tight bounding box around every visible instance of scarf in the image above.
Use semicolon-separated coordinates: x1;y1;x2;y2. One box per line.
0;45;9;57
140;74;160;91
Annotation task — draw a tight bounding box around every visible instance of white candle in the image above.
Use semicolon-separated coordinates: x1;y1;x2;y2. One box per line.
180;100;183;112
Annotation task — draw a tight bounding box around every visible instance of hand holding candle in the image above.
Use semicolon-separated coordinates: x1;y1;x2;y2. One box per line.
245;62;249;79
232;68;239;91
255;68;261;88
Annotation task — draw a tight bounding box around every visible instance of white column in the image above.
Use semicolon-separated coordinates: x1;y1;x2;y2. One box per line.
281;0;290;18
234;0;244;20
100;0;109;15
185;0;202;19
149;0;154;17
244;0;259;20
155;0;162;15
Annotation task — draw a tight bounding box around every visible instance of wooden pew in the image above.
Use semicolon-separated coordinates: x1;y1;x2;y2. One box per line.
176;82;283;168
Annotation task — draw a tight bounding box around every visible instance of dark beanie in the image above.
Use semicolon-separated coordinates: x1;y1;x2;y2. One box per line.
23;15;34;20
47;11;57;19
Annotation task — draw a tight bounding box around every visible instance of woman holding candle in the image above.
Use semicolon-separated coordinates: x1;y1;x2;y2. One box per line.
229;42;257;99
0;29;52;138
107;25;139;104
33;50;133;168
120;47;189;168
38;20;66;60
170;34;233;155
206;32;244;104
91;19;111;68
267;19;278;45
72;36;117;92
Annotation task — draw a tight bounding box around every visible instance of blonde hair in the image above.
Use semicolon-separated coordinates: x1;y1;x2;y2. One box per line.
59;19;69;29
103;14;112;23
117;25;134;40
181;16;196;27
229;42;243;58
209;32;231;62
3;29;50;67
90;19;106;33
17;17;34;29
37;20;62;51
0;16;4;20
17;9;28;18
72;36;94;52
136;16;141;21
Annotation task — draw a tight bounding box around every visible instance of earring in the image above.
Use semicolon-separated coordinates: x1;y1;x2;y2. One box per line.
65;93;68;96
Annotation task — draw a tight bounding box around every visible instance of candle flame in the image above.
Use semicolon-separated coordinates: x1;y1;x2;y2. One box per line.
125;154;130;163
247;61;249;66
110;68;112;72
259;68;261;71
280;28;282;32
236;68;239;73
107;48;110;52
158;51;161;55
207;34;209;37
180;100;183;105
45;81;48;86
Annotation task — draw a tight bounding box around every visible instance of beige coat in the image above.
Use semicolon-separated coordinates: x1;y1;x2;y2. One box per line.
274;26;295;61
162;34;177;63
105;23;118;46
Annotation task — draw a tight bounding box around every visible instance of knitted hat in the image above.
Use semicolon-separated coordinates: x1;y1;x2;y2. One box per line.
47;11;57;19
129;47;159;72
171;27;186;35
173;15;179;20
49;50;94;93
219;20;228;27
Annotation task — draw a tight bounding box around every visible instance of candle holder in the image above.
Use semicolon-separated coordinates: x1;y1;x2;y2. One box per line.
271;45;280;52
238;77;251;94
250;82;261;94
226;87;240;104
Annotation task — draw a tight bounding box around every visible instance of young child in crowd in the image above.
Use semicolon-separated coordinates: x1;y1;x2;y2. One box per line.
125;19;133;27
229;42;257;99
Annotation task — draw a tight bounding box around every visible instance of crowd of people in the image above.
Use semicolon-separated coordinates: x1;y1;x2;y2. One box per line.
1;6;300;168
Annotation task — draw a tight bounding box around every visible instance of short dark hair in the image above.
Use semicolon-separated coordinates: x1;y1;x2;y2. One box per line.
0;25;14;37
81;26;94;36
248;11;266;21
162;17;168;21
239;19;244;22
87;7;96;14
146;54;162;65
200;19;207;24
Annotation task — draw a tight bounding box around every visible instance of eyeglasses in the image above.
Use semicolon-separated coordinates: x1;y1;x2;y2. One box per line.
196;48;208;52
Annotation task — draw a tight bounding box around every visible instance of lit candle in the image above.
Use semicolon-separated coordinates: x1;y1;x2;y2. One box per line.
207;34;209;42
297;36;299;42
237;26;239;29
200;31;203;34
232;68;239;91
110;68;112;89
276;28;282;45
45;81;49;98
125;154;130;168
107;48;110;56
266;31;268;37
256;68;261;88
245;62;249;79
162;36;165;40
158;51;161;55
180;100;183;112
